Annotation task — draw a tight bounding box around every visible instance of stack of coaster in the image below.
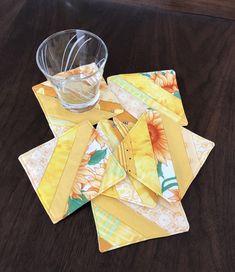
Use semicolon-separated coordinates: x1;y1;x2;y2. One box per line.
19;68;214;252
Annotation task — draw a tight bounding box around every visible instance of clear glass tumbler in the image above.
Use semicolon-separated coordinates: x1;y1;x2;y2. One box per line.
36;29;108;112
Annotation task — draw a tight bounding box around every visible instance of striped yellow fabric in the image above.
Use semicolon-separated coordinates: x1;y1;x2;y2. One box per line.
109;76;187;125
129;176;157;207
116;142;127;170
160;113;193;198
92;203;143;247
121;73;187;123
117;135;137;176
97;120;122;151
99;154;126;193
37;122;94;223
37;128;77;210
93;195;169;237
35;93;120;125
49;123;93;221
114;110;137;126
102;185;119;199
113;118;129;137
99;100;123;115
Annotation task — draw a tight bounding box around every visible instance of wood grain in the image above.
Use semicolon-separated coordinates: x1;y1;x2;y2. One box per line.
0;0;234;271
107;0;235;20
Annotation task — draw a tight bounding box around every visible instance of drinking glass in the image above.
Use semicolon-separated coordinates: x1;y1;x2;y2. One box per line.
36;29;108;112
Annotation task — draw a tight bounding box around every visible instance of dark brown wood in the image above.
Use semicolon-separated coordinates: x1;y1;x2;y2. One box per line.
0;0;234;271
108;0;235;20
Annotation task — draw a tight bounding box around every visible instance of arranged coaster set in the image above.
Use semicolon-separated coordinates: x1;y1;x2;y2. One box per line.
19;68;214;252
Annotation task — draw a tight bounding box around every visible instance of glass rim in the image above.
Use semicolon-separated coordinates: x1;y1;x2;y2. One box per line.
36;29;108;81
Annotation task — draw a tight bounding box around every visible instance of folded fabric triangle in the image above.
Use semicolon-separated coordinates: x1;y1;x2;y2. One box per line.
103;110;181;203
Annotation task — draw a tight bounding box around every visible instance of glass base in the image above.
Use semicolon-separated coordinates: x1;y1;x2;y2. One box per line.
60;91;100;113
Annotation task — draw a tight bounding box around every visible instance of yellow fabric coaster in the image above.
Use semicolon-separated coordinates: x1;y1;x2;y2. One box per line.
91;195;189;252
91;122;214;252
32;78;124;137
108;69;188;126
19;121;126;223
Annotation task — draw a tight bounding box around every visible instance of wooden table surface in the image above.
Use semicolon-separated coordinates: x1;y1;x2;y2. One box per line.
0;0;235;271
